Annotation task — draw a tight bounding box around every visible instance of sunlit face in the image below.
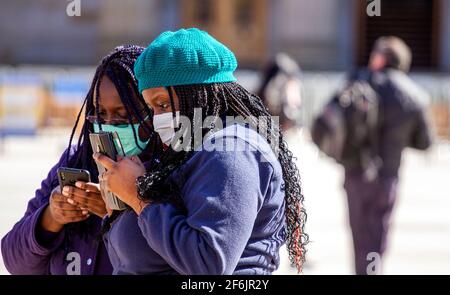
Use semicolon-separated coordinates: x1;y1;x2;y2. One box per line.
142;87;180;116
93;75;129;122
91;75;152;140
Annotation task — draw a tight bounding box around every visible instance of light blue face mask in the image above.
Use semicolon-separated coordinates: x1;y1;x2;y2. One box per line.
93;121;149;156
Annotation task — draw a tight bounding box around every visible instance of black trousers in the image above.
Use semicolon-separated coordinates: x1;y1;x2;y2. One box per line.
344;172;398;275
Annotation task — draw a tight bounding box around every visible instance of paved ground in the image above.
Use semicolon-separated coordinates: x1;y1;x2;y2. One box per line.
1;128;449;275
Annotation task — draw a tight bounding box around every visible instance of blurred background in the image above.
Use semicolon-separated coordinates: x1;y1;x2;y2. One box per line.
0;0;449;274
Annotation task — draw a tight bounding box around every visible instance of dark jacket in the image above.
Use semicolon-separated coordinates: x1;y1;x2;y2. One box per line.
104;123;286;275
1;147;112;275
347;69;432;177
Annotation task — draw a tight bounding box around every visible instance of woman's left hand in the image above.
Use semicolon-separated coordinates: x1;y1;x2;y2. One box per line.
62;181;108;218
94;153;148;215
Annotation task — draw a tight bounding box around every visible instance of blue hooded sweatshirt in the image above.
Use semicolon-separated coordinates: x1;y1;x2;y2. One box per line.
103;123;287;275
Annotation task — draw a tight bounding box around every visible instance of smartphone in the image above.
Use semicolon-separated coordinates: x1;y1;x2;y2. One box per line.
57;167;91;190
89;131;127;211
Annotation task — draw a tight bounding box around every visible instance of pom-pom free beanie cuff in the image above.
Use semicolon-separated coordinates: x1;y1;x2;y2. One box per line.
134;28;238;92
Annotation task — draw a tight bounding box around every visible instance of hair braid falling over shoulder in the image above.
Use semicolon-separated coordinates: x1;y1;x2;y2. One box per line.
136;82;308;272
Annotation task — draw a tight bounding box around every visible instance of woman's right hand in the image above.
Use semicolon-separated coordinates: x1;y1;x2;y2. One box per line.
40;188;90;233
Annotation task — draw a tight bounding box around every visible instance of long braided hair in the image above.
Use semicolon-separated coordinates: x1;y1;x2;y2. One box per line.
135;82;308;272
63;45;161;243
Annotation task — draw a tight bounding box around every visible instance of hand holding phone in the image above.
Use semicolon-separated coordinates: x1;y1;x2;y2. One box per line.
94;153;147;215
63;181;109;218
57;167;108;218
89;131;128;210
41;189;90;232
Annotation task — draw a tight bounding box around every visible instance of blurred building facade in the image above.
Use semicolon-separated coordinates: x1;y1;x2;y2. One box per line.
1;0;450;71
0;0;449;138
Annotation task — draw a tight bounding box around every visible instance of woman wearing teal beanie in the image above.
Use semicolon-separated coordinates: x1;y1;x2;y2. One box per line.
94;28;308;274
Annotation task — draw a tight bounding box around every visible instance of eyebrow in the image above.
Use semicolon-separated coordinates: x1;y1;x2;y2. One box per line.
152;94;169;103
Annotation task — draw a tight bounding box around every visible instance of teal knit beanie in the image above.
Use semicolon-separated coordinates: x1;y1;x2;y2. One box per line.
134;28;238;92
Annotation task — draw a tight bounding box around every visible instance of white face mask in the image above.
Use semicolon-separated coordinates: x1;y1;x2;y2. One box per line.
153;111;180;146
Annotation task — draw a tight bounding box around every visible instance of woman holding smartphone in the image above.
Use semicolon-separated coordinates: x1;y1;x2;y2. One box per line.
94;28;308;274
1;45;161;275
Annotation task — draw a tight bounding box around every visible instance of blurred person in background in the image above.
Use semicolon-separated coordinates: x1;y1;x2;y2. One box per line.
1;45;161;275
257;53;303;133
313;36;432;274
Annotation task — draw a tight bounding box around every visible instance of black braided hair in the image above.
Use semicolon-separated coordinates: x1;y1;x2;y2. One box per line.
135;82;308;272
62;45;162;247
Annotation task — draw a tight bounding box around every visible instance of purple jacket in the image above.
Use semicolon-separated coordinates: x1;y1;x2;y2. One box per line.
1;147;112;275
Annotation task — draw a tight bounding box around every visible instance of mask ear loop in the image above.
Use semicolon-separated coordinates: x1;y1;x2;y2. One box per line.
137;109;154;142
167;87;180;132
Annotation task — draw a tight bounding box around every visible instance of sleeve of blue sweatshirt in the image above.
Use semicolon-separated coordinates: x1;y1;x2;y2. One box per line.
137;137;272;275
